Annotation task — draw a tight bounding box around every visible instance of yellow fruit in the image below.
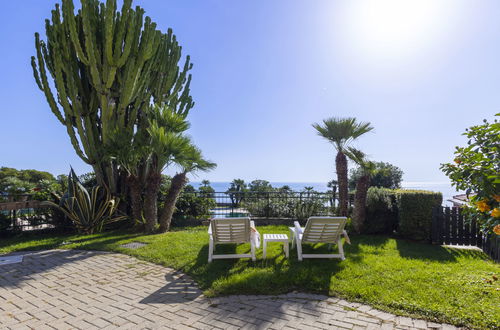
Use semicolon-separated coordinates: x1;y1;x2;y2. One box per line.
476;201;491;212
491;208;500;218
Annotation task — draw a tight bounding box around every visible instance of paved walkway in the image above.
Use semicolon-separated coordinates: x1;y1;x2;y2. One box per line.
0;250;459;330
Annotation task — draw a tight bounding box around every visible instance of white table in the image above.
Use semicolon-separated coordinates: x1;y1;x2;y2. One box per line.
263;234;289;259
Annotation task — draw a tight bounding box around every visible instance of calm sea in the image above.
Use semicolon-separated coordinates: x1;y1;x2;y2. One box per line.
191;181;464;206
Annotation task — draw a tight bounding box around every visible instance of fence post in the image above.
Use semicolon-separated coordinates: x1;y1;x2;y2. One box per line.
431;206;440;244
451;207;458;245
267;192;270;218
444;207;451;245
457;208;464;245
471;217;478;247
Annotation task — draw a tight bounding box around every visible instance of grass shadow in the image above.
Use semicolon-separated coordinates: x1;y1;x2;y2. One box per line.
186;240;349;297
395;239;489;262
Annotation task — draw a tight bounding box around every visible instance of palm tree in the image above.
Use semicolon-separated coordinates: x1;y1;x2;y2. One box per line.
226;179;247;207
312;117;373;216
158;145;216;233
345;147;375;233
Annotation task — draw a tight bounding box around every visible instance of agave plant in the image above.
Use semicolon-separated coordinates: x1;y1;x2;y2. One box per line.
45;169;126;234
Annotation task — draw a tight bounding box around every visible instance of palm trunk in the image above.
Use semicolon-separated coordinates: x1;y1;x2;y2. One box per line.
352;174;370;233
127;174;143;227
158;172;188;233
336;151;348;216
144;172;162;233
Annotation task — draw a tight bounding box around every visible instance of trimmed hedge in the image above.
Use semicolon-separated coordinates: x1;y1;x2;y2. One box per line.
395;189;442;241
364;187;397;234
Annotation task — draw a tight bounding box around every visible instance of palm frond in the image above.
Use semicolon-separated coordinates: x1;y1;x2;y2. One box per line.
312;117;374;150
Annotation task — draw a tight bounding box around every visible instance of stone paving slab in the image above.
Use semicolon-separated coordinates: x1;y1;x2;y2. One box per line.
0;250;461;329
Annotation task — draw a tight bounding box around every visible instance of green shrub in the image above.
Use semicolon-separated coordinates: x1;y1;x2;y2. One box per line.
364;187;397;234
242;192;329;219
395;190;442;241
173;185;216;220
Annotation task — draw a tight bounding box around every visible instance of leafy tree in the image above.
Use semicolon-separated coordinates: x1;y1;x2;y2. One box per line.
173;185;216;220
0;167;59;199
199;184;215;199
248;180;273;193
279;185;291;192
0;167;55;183
441;115;500;234
313;117;373;216
349;162;403;190
226;179;247;207
0;177;35;196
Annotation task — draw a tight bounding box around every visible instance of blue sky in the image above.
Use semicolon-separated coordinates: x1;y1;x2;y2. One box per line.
0;0;498;183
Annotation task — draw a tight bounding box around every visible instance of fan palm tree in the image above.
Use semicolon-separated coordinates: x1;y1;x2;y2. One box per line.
158;145;216;232
345;147;375;233
143;107;193;233
312;117;373;216
109;104;193;233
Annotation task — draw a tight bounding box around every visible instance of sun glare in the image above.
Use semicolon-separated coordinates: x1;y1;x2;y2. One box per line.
337;0;455;59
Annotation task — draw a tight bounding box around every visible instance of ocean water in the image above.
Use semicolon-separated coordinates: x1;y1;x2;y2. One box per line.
191;181;464;206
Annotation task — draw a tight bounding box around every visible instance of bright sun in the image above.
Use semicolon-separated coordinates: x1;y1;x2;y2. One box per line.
336;0;455;59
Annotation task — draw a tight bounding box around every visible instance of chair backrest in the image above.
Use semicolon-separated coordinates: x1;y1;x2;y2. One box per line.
211;217;251;244
302;217;347;243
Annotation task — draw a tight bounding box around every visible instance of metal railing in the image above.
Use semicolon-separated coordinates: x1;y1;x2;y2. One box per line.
0;194;53;232
182;191;351;219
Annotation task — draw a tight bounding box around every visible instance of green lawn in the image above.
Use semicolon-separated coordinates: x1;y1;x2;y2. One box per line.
1;226;499;329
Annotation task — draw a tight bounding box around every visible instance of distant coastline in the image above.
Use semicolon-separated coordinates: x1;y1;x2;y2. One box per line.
191;181;464;206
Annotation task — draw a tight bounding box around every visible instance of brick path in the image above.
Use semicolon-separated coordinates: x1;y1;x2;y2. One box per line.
0;250;459;329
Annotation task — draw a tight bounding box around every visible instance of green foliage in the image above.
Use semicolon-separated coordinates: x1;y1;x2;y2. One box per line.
46;170;126;234
364;187;397;234
226;179;247;207
349;161;403;190
312;117;374;150
441;115;500;233
396;190;443;241
0;177;35;195
0;167;55;182
243;189;329;219
248;180;273;194
0;167;61;199
173;185;216;219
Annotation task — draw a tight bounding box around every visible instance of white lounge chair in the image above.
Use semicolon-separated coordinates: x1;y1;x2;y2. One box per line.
293;216;349;261
208;217;259;263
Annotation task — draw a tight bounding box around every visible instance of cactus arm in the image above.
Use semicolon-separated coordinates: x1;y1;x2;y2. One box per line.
62;0;89;65
32;34;65;125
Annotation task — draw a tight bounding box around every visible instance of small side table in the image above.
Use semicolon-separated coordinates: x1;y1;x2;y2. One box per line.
263;234;289;259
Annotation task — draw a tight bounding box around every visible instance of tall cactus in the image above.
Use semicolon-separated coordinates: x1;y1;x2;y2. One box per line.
31;0;194;197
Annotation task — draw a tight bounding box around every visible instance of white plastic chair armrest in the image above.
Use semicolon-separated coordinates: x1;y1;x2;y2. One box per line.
250;220;259;235
342;230;351;244
294;221;303;235
208;221;212;235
